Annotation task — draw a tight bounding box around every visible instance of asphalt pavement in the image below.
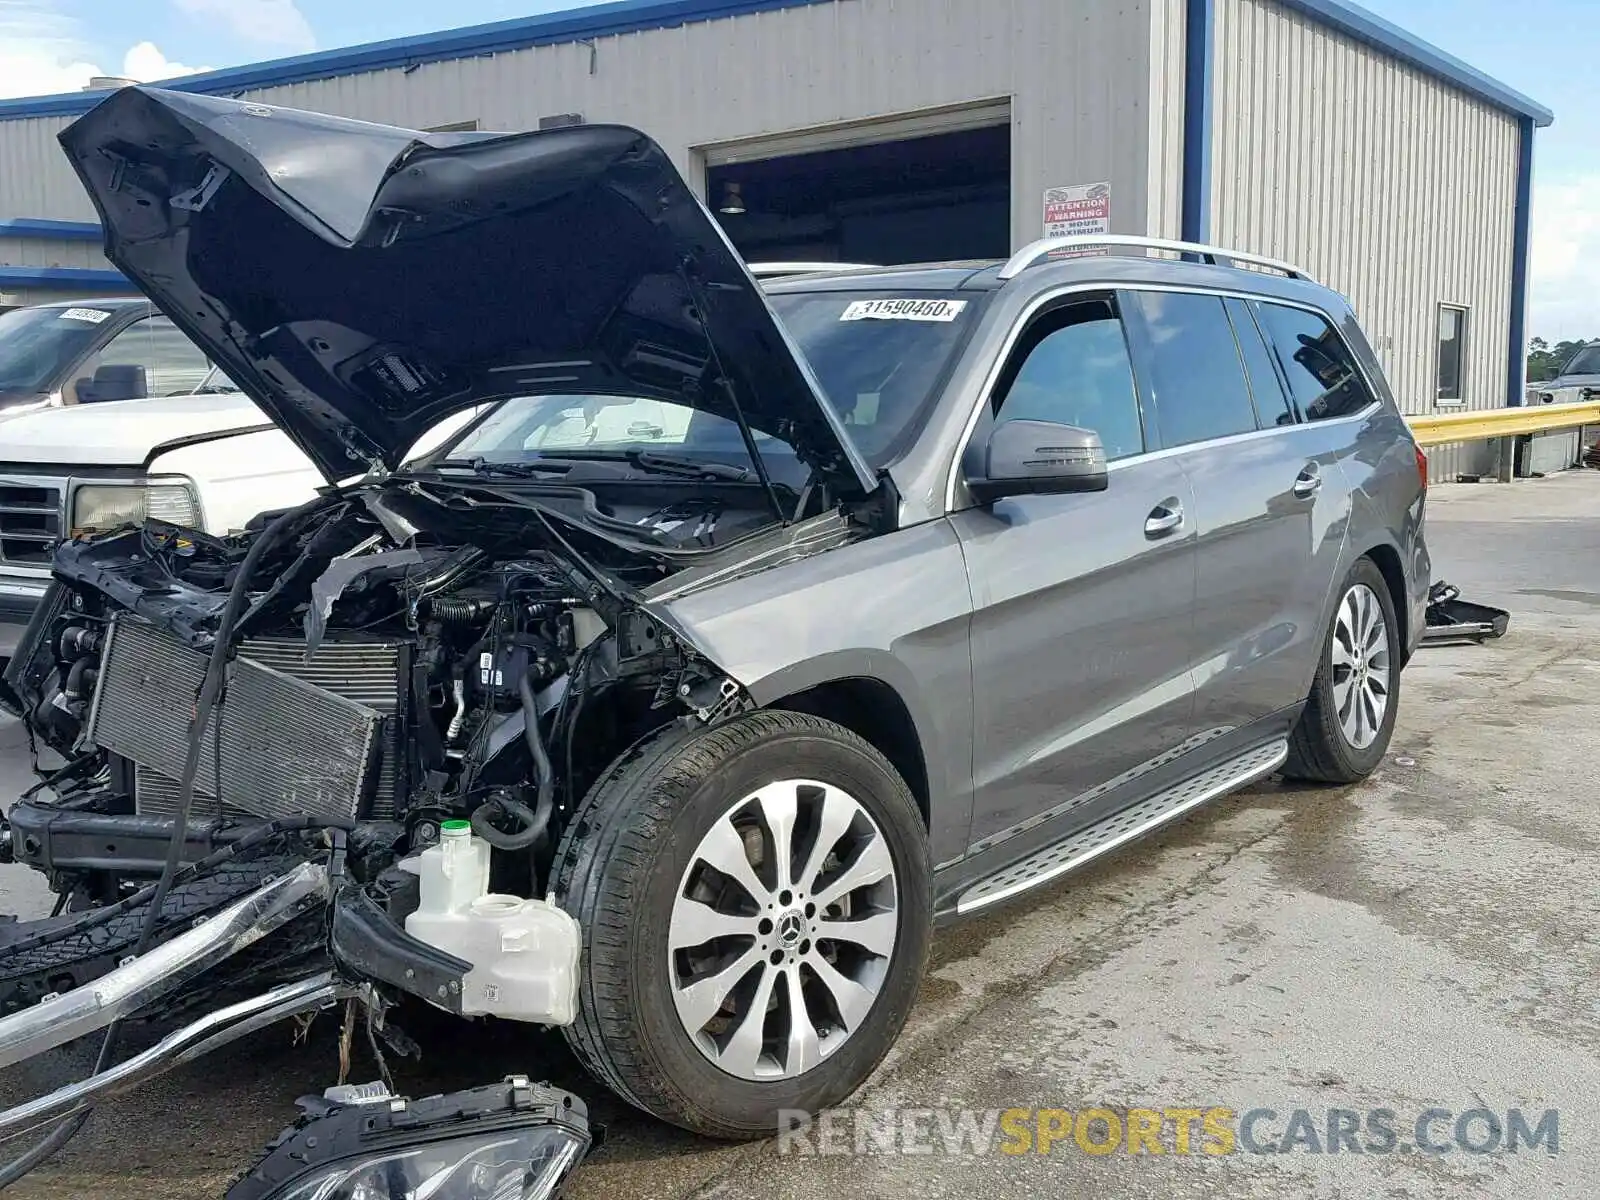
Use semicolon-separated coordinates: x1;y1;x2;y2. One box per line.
1;471;1597;1198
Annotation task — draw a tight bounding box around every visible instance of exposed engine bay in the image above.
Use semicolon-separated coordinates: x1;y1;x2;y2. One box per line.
0;86;917;1198
2;473;831;918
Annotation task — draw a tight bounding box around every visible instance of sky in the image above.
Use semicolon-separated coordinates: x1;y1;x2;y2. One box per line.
2;0;1595;340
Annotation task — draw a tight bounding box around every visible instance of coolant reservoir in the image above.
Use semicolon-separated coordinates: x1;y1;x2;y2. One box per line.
404;824;581;1025
414;819;490;915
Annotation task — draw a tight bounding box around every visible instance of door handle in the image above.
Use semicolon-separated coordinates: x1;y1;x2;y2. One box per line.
1144;500;1184;538
1292;465;1323;497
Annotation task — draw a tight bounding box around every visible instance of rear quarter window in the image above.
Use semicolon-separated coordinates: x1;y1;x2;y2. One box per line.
1253;301;1377;422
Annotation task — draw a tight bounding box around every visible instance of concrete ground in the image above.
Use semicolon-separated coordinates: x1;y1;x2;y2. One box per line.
1;472;1597;1198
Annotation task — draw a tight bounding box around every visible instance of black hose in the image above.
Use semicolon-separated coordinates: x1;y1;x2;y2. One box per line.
61;658;90;703
429;596;497;624
467;674;554;853
518;672;556;819
0;493;336;1190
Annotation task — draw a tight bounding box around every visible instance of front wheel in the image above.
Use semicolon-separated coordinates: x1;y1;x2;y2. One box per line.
553;710;931;1139
1283;557;1402;783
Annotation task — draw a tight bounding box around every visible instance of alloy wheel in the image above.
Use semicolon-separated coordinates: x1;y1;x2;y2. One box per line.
1332;582;1391;750
667;778;898;1082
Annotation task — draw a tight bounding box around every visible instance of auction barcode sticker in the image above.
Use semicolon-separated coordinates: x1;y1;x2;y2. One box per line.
58;307;112;324
840;298;968;323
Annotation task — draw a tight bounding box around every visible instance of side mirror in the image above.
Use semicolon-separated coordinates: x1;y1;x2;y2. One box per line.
74;364;148;404
967;419;1109;503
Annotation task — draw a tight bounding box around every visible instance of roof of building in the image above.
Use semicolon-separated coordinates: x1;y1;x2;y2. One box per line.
0;0;1554;126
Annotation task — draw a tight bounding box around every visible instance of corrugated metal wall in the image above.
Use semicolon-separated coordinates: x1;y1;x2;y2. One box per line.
1146;0;1188;240
0;115;98;222
0;235;106;270
1211;0;1520;481
0;0;1174;248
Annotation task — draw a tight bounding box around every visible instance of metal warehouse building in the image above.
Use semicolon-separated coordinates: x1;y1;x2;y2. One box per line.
0;0;1552;479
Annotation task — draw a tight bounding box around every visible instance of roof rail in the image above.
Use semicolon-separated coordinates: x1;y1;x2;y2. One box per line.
997;236;1313;283
747;261;882;279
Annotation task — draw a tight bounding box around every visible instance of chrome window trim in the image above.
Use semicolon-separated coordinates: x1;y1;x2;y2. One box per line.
943;281;1385;512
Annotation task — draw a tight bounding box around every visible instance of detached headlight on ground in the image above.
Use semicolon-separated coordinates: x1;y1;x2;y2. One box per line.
230;1078;592;1200
71;479;200;536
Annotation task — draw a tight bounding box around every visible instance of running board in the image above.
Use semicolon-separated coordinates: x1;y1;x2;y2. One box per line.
956;739;1288;914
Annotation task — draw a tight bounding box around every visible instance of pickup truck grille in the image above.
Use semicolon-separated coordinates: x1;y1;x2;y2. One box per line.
0;482;63;565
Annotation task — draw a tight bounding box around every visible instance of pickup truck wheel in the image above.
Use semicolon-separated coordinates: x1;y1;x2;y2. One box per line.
1284;557;1401;783
553;710;931;1139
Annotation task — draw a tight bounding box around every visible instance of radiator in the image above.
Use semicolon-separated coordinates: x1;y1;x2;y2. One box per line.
86;617;402;822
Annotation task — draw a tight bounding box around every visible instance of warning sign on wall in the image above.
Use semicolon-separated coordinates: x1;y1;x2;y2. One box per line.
1042;182;1111;239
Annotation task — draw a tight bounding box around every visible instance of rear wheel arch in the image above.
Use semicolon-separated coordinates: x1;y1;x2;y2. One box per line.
1360;541;1410;659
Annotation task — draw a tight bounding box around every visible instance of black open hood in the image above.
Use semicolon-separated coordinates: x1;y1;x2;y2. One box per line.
59;87;877;493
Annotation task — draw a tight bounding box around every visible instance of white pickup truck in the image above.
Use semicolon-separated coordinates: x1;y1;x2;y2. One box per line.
0;387;490;654
0;391;324;654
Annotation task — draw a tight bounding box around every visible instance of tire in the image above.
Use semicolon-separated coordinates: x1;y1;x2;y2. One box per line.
1283;556;1402;783
553;710;932;1139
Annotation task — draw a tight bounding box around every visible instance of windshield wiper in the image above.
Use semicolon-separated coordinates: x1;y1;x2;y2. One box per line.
427;457;563;478
480;451;755;483
425;451;755;483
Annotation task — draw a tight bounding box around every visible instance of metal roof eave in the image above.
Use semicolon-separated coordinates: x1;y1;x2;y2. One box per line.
0;0;1552;127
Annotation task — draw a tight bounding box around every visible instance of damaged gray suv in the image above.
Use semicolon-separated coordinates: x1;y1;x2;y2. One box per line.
1;88;1429;1151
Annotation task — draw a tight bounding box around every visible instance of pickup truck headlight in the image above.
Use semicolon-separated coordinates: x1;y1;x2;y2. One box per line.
71;479;201;536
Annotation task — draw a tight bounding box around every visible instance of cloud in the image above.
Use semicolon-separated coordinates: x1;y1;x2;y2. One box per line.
0;2;210;99
171;0;314;52
122;40;211;82
1529;175;1600;342
0;0;99;97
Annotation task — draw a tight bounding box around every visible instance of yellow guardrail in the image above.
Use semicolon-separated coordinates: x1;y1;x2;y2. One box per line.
1407;400;1600;448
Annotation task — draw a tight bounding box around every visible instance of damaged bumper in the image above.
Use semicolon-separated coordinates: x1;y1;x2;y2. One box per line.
0;855;591;1199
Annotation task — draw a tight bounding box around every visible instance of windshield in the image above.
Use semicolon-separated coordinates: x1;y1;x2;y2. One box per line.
0;305;115;393
1562;346;1600;377
767;289;979;462
442;289;980;476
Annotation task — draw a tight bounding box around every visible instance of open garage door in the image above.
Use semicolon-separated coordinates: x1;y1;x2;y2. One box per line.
704;103;1011;266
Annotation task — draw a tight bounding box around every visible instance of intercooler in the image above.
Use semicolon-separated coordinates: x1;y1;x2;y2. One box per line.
85;618;408;822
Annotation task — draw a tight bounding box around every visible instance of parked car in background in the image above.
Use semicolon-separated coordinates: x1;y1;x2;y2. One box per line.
1530;341;1600;404
0;387;323;655
0;297;233;420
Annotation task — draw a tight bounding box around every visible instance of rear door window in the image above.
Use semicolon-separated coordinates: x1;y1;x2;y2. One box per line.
1126;290;1259;448
1253;302;1377;422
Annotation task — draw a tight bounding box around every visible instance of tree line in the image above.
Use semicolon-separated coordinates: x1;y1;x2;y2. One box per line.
1528;338;1597;382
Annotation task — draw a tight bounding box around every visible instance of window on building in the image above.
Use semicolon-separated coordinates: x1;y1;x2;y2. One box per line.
1130;290;1259;447
1436;304;1467;403
1253;301;1377;422
994;299;1145;461
426;120;480;133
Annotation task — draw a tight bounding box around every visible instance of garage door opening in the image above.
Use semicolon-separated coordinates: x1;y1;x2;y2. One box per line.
707;123;1011;267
